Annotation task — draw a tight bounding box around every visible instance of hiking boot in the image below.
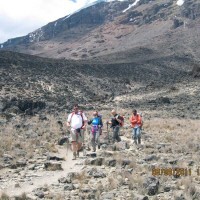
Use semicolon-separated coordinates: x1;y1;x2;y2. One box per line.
86;146;91;151
72;152;76;160
134;139;137;145
77;151;79;158
98;144;101;149
138;138;141;144
93;147;96;152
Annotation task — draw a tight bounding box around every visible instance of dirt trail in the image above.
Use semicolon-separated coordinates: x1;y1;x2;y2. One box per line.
0;145;85;198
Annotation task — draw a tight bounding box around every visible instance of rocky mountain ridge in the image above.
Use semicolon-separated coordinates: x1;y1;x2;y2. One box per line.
1;0;200;61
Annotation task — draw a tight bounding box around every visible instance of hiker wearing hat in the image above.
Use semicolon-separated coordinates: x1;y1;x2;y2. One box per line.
130;109;142;145
88;111;103;152
67;104;87;160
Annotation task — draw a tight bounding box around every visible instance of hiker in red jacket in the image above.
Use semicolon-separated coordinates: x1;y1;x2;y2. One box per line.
130;109;142;145
67;104;87;160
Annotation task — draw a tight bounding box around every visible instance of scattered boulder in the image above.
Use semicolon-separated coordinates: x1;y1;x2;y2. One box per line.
47;155;65;161
58;177;72;184
86;152;97;158
58;136;69;145
121;159;131;168
44;162;63;171
173;18;184;29
143;177;159;196
64;183;75;191
144;155;158;162
85;157;104;166
105;159;117;167
87;168;106;178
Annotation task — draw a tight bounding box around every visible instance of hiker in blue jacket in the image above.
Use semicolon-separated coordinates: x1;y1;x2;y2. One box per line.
88;111;103;152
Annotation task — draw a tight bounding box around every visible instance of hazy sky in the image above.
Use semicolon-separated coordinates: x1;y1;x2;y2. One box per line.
0;0;99;43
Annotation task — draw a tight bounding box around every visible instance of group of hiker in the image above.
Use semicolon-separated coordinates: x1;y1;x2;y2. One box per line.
66;104;142;160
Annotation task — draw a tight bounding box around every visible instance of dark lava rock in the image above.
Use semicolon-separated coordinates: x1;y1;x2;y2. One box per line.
143;177;159;196
44;162;63;171
85;157;104;166
87;168;106;178
64;183;75;191
105;159;117;167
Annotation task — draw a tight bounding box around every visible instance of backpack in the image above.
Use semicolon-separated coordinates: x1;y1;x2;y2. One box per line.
139;113;143;128
118;115;124;127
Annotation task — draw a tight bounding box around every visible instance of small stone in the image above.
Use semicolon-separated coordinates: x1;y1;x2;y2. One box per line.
144;155;158;162
105;159;116;167
15;183;20;188
34;190;45;198
164;186;171;192
47;155;65;161
64;184;75;191
85;157;104;166
168;159;178;165
58;177;71;184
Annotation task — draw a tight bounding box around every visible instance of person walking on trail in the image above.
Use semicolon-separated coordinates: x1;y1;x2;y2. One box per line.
107;109;123;143
66;104;87;160
130;109;142;145
88;111;103;152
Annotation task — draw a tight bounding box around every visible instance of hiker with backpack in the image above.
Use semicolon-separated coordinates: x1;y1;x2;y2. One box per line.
130;109;142;145
66;104;87;160
88;111;103;152
107;109;124;143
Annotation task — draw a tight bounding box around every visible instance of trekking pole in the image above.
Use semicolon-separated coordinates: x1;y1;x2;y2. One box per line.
66;128;71;158
82;128;86;156
107;122;110;144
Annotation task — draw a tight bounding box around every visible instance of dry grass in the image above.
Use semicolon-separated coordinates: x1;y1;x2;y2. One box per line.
0;193;10;200
144;118;200;155
0;110;199;198
0;113;66;163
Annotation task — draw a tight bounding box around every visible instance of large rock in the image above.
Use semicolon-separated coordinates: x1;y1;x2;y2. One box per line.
47;155;65;161
64;183;75;191
85;157;104;166
143;177;159;196
87;168;106;178
58;137;69;145
44;162;63;171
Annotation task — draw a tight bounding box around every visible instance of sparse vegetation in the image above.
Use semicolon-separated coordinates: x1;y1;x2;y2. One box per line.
0;0;199;198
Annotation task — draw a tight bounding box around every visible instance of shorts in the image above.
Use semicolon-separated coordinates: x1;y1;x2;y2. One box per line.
70;128;84;143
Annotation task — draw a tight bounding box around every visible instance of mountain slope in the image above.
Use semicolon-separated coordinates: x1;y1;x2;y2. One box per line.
1;0;200;62
0;50;199;119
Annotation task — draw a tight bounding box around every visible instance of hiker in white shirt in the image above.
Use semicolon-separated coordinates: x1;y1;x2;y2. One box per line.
67;104;87;160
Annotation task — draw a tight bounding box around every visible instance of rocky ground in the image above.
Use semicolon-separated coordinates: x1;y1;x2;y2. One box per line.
0;111;200;200
0;1;200;198
0;49;200;199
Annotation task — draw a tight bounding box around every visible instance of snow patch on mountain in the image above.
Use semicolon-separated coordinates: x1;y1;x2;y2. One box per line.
63;0;127;21
176;0;184;6
123;0;141;13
